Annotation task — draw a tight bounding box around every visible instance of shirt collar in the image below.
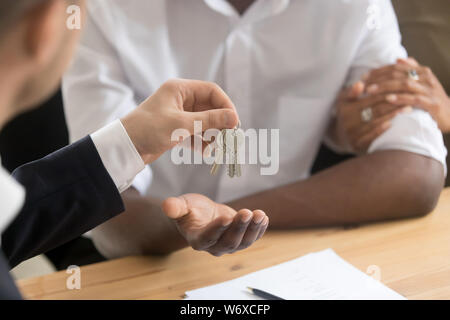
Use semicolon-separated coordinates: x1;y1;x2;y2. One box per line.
0;163;25;237
203;0;290;23
203;0;237;17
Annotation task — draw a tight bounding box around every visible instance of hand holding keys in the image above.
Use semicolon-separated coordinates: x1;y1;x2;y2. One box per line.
211;122;244;178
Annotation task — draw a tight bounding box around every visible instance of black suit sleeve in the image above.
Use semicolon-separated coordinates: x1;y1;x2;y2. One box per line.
0;252;22;300
1;136;124;268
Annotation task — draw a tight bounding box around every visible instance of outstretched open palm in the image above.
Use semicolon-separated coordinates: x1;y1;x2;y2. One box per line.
162;194;268;257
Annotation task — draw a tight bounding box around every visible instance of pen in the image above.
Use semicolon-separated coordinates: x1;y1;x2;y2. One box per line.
246;287;285;300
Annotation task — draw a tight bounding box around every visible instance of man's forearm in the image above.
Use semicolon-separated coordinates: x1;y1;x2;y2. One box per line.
228;150;444;228
90;188;187;258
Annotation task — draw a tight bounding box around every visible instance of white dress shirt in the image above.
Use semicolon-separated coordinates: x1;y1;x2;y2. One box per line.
0;165;25;237
63;0;447;204
0;121;144;237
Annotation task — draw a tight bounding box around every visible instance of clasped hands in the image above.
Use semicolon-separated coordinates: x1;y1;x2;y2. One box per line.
334;58;450;153
121;79;268;257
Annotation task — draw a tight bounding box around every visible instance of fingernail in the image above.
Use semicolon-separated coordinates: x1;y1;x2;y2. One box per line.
262;217;269;227
224;111;231;127
222;220;232;227
225;110;237;128
253;214;265;224
241;212;252;223
402;106;413;113
386;94;397;102
367;84;378;94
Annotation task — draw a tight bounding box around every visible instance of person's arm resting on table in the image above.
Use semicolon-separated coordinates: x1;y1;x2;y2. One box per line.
229;0;446;228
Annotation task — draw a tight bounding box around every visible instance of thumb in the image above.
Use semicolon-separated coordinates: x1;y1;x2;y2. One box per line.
188;109;239;132
162;196;190;220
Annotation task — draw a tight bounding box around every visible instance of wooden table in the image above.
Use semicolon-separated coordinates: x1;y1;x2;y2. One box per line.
17;189;450;300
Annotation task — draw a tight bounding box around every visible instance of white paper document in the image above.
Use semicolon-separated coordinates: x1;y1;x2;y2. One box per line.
185;249;405;300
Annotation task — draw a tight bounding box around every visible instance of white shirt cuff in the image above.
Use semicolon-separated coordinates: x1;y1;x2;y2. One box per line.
131;165;153;196
90;120;145;193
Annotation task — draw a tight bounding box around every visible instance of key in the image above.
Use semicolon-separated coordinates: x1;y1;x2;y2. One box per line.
233;134;239;177
224;127;245;178
224;129;235;178
210;121;243;178
210;129;226;175
233;128;245;178
234;130;240;177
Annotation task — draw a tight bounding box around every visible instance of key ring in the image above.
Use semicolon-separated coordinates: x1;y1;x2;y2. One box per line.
232;120;241;135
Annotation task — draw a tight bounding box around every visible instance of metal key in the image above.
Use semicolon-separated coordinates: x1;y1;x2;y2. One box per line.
224;125;245;178
234;130;241;177
224;129;235;177
210;121;243;178
233;127;245;178
210;129;226;175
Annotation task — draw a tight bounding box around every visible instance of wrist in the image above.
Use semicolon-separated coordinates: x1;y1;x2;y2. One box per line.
120;116;153;164
329;120;354;153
